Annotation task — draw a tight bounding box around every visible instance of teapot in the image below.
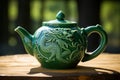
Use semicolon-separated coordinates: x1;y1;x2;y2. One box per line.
15;11;107;69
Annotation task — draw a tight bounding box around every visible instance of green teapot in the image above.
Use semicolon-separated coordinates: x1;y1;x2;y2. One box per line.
15;11;107;69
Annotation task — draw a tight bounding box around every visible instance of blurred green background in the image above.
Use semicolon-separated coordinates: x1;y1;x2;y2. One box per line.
0;0;120;55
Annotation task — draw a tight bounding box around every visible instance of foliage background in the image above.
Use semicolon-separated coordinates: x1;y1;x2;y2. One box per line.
0;0;120;55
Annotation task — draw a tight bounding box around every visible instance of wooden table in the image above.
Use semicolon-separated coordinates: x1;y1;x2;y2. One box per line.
0;53;120;80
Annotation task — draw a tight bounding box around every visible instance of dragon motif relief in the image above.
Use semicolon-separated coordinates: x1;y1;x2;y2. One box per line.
36;28;85;63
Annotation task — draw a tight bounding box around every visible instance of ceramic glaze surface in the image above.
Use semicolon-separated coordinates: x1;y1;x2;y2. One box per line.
33;27;86;69
15;11;108;69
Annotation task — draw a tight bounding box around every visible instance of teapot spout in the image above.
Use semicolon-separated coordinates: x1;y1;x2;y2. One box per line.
15;26;33;56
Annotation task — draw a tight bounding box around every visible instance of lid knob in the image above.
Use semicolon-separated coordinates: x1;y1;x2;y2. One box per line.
56;11;65;21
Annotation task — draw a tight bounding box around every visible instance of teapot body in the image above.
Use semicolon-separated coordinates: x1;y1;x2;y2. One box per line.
33;26;87;69
15;11;107;69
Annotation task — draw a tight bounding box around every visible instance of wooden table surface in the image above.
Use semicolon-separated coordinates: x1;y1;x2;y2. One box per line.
0;53;120;80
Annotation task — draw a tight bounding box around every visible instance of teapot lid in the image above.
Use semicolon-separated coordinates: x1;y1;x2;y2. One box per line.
42;11;77;28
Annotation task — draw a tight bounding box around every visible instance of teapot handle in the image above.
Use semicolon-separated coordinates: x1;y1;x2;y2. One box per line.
81;24;108;62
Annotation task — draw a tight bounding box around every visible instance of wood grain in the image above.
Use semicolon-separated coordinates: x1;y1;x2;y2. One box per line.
0;53;120;80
